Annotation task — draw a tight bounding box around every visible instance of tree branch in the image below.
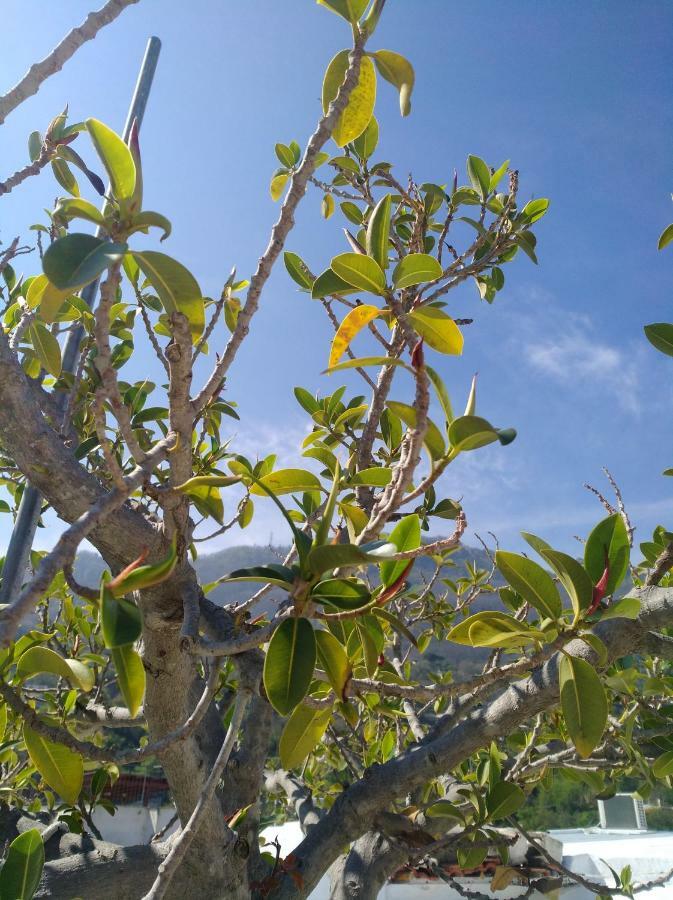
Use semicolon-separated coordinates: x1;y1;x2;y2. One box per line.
0;0;140;124
191;33;369;416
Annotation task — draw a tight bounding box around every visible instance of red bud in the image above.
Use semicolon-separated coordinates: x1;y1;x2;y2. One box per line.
588;554;610;614
411;339;425;370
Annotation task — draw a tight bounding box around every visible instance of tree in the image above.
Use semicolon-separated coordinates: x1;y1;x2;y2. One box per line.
0;2;672;898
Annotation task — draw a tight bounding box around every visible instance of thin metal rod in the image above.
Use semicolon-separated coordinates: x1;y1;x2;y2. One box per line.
0;36;162;606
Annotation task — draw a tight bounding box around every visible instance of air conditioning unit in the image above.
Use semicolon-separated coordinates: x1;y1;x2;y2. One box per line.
598;794;647;831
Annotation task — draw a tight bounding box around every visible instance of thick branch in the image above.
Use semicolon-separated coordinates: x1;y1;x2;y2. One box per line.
35;839;168;900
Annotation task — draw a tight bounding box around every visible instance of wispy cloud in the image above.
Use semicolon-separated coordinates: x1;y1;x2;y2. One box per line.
511;289;643;414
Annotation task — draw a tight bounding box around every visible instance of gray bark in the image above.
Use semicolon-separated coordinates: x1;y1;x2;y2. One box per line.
35;840;169;899
328;833;407;900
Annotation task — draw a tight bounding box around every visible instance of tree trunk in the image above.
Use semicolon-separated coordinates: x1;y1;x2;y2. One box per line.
136;576;252;898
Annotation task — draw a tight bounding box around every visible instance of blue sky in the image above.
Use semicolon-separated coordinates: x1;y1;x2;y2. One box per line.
2;0;672;557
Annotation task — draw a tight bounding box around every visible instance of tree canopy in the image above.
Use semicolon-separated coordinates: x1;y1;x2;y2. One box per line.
0;2;672;899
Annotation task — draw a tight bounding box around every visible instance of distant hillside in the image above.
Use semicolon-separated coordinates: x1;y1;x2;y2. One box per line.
74;542;497;609
74;542;498;679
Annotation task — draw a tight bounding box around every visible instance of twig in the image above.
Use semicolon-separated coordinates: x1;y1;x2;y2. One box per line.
0;143;55;196
191;34;369;416
0;0;140;124
647;544;673;586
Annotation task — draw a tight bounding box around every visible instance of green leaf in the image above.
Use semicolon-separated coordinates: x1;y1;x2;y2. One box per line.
425;800;464;821
371;50;415;116
128;210;172;242
366;194;391;270
658;223;673;251
108;540;178;597
386;401;446;460
520;198;550;224
346;467;392;487
316;0;369;23
279;703;332;770
314;460;342;548
23;725;83;805
559;654;607;758
0;829;44;900
249;468;322;496
407;307;463;355
101;587;142;649
322;50;377;147
312;578;372;610
330;252;386;295
380;514;420;588
354;619;379;676
284;252;314;289
653;750;673;778
426;364;454;424
179;482;224;524
324;356;412;375
599;597;640;621
539;549;593;619
53;197;105;227
16;646;94;692
486;782;525;821
219;565;296;590
275;143;296;168
352;115;378;159
466;155;490;199
495;551;562;620
392;254;443;290
521;531;552;555
270;172;290;201
131;250;204;340
51;158;79;197
340;201;364;225
489;159;510;192
28;132;43;163
315;630;350;696
307;542;395;578
447;611;543;649
27;322;61;378
111;643;145;718
85;118;136;202
263;618;316;715
373;606;418;648
644;323;673;357
584;514;630;595
311;267;359;299
328;304;382;368
43;234;127;292
448;415;498;452
56;144;105;196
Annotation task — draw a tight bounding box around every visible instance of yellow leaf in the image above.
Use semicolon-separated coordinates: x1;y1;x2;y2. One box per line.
322;51;377;148
270;172;289;201
490;866;519;891
329;304;381;369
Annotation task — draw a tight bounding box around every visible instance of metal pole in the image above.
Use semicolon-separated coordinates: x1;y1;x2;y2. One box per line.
0;36;162;605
